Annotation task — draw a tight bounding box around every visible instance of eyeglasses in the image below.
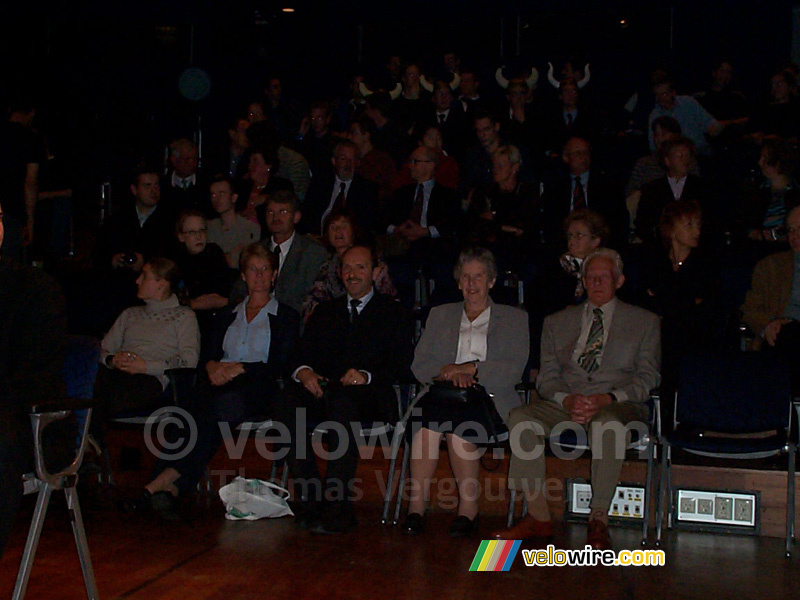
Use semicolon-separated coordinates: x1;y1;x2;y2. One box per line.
266;208;292;217
182;228;207;236
567;232;594;241
409;159;434;165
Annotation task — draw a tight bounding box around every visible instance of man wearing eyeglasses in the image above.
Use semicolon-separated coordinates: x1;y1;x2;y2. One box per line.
383;146;459;305
742;205;800;392
301;140;379;235
246;189;327;314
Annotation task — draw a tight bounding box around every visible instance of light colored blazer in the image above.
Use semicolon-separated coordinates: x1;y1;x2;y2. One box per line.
412;301;530;423
537;299;661;406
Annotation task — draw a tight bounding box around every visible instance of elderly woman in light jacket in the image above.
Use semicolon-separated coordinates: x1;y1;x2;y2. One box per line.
404;247;529;537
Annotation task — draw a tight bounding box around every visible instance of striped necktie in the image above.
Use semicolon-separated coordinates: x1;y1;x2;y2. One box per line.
578;308;604;373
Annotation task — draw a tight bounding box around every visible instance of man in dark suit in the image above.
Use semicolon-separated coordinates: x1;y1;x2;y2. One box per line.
538;79;599;157
635;137;709;247
384;146;460;305
300;140;379;236
91;165;176;333
425;80;469;160
493;249;660;550
276;245;413;533
160;139;213;218
541;137;628;251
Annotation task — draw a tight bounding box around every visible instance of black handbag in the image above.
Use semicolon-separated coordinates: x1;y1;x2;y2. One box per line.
423;381;505;446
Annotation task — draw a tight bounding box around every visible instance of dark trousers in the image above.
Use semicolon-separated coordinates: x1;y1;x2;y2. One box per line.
158;375;277;496
275;382;395;505
0;427;25;557
91;366;164;436
766;321;800;395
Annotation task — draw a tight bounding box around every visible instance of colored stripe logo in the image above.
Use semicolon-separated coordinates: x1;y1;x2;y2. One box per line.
469;540;521;571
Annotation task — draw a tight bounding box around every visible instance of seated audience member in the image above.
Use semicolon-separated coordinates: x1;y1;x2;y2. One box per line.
301;210;396;321
641;201;720;423
464;144;540;273
424;79;469;160
693;59;749;126
747;68;800;144
636;137;707;247
648;76;722;156
403;248;529;537
735;139;799;260
383;146;460;304
230;190;327;313
207;175;261;270
363;91;407;165
348;117;397;204
457;66;485;121
301;140;379;236
741;205;800;390
96;165;175;274
461;110;505;192
336;74;367;131
528;210;608;377
93;165;176;332
246;117;310;201
296;100;335;178
161;138;212;218
540;137;627;251
128;244;298;514
174;210;230;333
276;245;413;534
393;62;432;139
539;78;598;157
93;258;200;434
393;125;460;191
493;248;660;550
626;116;700;231
0;202;66;555
498;78;539;153
239;146;293;231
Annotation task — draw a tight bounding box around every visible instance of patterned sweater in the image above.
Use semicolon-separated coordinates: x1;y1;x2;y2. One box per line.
100;294;200;388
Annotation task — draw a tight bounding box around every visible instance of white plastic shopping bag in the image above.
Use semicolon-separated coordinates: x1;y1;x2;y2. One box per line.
218;476;294;520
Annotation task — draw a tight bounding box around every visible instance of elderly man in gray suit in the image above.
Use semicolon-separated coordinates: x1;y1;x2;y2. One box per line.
493;248;660;550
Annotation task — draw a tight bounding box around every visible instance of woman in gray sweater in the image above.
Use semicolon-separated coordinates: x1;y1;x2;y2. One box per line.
93;257;200;431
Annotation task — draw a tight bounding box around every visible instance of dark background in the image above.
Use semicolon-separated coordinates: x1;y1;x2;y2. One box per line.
0;0;794;195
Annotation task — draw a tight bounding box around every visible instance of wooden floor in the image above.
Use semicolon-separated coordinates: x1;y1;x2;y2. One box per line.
1;432;799;600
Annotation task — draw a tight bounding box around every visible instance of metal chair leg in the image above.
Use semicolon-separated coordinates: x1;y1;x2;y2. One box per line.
12;485;53;600
392;439;411;525
642;437;655;546
66;487;100;600
656;443;669;544
506;489;517;528
382;424;404;524
786;445;796;557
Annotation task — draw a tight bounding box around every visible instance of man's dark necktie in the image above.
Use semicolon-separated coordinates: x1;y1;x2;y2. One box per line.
349;298;360;323
272;244;281;279
438;113;446;126
332;182;347;212
410;184;424;224
566;113;574;130
573;176;586;211
578;308;604;373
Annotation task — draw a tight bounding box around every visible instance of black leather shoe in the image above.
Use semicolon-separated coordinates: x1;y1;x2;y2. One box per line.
402;512;426;535
293;501;323;531
448;515;478;538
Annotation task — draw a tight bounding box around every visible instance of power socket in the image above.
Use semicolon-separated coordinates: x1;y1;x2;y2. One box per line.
676;489;758;529
697;499;713;515
567;480;645;519
715;497;732;520
735;498;754;522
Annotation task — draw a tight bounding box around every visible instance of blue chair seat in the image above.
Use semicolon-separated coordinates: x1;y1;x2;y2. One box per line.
669;427;786;456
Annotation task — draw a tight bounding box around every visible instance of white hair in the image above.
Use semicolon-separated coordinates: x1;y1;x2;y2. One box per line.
582;248;624;280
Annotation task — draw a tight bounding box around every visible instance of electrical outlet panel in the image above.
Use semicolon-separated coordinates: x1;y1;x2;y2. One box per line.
568;481;645;519
676;489;757;527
